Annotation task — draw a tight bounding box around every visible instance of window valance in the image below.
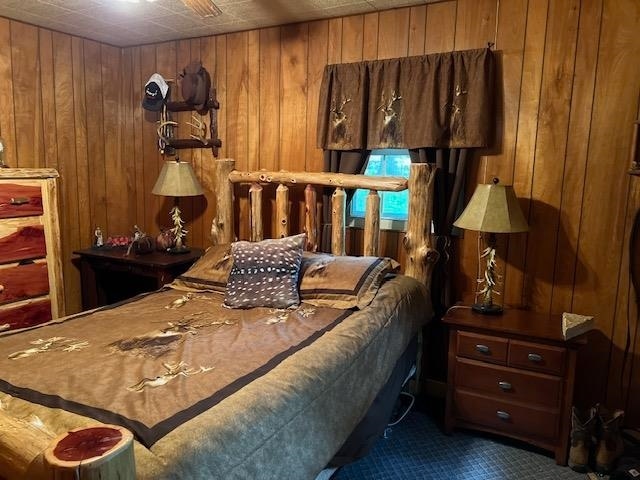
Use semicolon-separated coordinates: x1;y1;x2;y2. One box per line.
317;48;495;150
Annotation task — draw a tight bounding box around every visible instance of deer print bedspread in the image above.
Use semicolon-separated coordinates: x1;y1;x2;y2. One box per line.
0;289;351;447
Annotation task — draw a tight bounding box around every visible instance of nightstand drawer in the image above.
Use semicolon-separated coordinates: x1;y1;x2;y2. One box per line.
509;340;566;376
454;389;559;440
455;357;562;407
457;331;508;365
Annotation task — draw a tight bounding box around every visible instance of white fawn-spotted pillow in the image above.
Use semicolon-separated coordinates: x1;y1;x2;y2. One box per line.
223;234;306;309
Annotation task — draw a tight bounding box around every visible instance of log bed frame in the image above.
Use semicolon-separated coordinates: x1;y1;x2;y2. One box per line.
0;158;438;480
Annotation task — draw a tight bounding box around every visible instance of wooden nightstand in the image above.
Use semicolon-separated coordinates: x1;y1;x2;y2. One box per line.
74;247;203;309
442;306;588;465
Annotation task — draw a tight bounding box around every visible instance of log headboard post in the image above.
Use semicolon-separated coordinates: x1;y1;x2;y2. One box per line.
211;158;236;245
403;163;439;290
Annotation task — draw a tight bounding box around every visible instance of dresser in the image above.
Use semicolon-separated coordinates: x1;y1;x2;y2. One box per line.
0;169;65;331
443;306;587;465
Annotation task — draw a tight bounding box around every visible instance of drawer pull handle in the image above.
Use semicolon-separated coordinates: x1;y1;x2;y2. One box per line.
496;410;511;421
0;284;4;294
528;353;543;363
475;344;490;354
498;381;512;391
10;197;29;205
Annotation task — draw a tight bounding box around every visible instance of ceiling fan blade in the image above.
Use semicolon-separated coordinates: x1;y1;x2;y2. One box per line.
181;0;222;18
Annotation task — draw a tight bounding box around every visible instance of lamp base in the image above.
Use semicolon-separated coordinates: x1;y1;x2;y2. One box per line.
471;303;503;315
167;246;191;255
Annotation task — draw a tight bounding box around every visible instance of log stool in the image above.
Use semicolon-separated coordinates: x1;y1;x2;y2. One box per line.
44;425;135;480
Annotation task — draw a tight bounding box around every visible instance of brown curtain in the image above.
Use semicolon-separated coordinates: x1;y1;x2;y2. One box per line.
317;48;494;310
318;48;495;151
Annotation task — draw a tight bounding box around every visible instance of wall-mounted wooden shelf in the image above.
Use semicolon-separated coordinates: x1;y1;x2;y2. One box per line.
155;71;222;156
166;99;220;112
165;138;222;150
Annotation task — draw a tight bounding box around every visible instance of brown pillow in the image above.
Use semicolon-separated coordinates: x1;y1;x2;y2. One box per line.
223;234;306;309
171;243;233;292
299;253;400;309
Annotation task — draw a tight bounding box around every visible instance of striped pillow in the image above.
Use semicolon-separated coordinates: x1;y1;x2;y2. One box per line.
171;243;233;292
299;253;400;309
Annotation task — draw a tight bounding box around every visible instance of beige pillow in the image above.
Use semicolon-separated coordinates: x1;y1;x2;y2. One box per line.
171;243;233;292
299;253;400;309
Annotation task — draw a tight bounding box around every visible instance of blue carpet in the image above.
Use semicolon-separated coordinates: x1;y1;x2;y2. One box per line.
334;411;586;480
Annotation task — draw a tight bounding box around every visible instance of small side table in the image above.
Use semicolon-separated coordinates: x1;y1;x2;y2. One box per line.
73;247;203;309
442;306;588;465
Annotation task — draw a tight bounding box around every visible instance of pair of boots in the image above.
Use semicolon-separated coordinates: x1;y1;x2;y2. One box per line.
569;404;625;473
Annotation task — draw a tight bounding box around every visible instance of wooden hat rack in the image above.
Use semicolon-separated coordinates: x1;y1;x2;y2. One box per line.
152;63;222;157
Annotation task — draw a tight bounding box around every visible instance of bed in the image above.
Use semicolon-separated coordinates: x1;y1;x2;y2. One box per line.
0;158;438;480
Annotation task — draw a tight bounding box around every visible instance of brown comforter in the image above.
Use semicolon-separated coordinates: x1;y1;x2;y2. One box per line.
0;275;429;480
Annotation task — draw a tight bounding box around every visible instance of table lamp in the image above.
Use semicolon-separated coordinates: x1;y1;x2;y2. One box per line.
152;157;203;253
453;178;528;314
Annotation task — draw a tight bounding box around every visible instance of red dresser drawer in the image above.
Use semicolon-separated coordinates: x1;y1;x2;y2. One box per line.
0;261;50;305
455;357;562;408
0;221;47;264
454;389;559;440
457;331;508;365
509;339;566;376
0;299;52;331
0;183;43;219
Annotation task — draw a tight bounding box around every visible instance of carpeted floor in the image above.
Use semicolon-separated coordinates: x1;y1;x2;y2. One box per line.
333;410;588;480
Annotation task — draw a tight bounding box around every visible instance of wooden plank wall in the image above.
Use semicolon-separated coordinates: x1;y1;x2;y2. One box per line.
0;21;136;315
0;0;638;423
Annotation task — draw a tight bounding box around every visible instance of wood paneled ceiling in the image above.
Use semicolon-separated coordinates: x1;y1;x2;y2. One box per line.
0;0;435;47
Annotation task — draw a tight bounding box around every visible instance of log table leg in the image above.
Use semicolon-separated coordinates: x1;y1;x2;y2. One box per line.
44;425;135;480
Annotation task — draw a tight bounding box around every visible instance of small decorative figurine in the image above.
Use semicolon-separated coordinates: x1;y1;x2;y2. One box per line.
133;225;143;242
94;227;104;247
156;228;176;251
126;225;153;256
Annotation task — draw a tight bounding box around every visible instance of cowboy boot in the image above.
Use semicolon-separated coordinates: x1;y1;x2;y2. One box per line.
569;405;598;472
595;406;625;474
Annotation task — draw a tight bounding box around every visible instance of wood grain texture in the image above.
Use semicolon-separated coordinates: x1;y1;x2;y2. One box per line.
72;37;91;249
0;2;637;422
0;18;17;168
0;261;49;305
454;0;498;305
408;6;427;56
306;21;328;173
425;2;457;54
503;0;550;309
0;298;51;331
377;9;410;60
571;0;640;416
0;218;46;266
525;0;580;314
10;22;41;169
0;182;43;218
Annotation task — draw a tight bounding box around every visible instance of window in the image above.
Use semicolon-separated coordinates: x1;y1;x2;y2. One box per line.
349;150;411;230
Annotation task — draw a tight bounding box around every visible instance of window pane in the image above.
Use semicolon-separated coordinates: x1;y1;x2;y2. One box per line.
364;155;383;175
351;188;368;217
381;190;409;220
349;150;411;223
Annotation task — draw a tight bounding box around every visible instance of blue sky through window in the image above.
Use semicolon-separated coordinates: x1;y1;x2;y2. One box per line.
351;150;411;223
